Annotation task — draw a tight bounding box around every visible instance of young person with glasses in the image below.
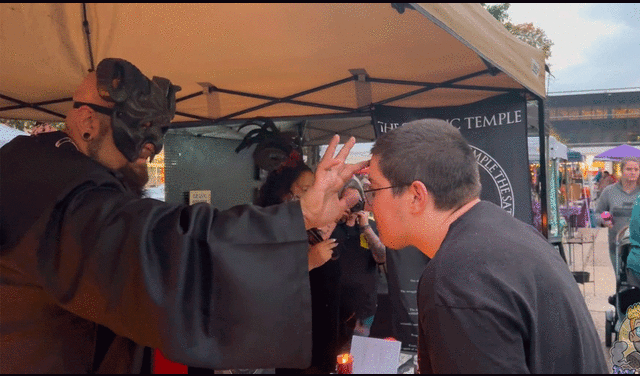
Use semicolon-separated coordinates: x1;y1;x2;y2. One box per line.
365;118;606;373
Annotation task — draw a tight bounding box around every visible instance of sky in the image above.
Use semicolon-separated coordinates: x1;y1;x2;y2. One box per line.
504;3;640;94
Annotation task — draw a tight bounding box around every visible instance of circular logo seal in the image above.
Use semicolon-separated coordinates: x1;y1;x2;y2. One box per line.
470;146;515;216
611;302;640;373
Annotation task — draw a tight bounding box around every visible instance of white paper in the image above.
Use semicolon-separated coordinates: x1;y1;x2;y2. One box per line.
350;336;402;374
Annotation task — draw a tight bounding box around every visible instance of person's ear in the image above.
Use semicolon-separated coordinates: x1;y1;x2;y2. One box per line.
407;181;432;215
75;105;102;142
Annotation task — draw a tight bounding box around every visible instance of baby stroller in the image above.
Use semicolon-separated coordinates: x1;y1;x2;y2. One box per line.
605;225;640;347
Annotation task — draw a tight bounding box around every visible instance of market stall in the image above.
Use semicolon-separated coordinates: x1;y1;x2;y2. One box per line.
529;135;569;234
595;144;640;162
0;2;547;207
561;150;592;231
1;3;548;372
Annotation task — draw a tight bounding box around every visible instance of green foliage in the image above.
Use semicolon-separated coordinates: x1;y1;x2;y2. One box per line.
481;3;554;60
481;3;511;24
509;22;553;60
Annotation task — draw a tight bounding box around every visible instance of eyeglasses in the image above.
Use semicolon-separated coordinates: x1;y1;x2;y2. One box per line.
362;185;406;206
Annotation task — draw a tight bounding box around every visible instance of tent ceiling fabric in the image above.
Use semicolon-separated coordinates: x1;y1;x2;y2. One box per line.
1;3;545;145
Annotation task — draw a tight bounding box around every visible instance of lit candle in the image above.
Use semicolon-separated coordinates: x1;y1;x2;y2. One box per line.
337;353;353;374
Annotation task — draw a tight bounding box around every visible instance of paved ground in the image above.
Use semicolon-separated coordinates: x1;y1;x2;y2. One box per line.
567;227;616;373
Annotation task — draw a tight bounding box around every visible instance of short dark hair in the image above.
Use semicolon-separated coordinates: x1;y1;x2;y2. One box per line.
371;119;481;210
257;163;313;207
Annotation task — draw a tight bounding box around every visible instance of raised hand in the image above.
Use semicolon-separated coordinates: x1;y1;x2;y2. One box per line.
300;135;368;229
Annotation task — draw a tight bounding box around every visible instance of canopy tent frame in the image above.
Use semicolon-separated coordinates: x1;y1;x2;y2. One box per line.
0;94;69;120
0;69;529;125
0;3;549;237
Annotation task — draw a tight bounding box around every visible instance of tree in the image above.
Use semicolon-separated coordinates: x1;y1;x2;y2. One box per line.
483;2;511;24
481;3;553;60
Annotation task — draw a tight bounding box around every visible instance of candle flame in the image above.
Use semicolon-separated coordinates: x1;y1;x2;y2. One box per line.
339;354;351;364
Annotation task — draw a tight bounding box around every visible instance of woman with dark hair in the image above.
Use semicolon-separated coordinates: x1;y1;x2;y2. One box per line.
257;163;338;273
258;163;338;274
258;163;345;374
257;163;314;207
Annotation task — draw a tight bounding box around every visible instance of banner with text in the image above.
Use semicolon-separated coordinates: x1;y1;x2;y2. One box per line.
372;93;532;352
372;93;532;224
385;246;430;352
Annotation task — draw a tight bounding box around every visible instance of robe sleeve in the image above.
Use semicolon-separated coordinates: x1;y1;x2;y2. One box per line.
34;183;312;370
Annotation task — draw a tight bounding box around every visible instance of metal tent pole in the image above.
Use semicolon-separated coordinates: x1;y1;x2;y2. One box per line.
536;96;549;239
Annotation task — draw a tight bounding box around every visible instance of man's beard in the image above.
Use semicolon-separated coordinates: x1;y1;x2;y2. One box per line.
118;161;149;197
88;120;149;197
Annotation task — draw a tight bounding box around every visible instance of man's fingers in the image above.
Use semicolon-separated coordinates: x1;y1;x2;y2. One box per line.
318;135;356;169
323;239;339;248
339;160;369;181
334;136;356;162
323;159;341;171
318;134;340;169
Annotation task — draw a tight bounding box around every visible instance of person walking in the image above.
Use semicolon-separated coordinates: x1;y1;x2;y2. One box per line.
596;157;640;274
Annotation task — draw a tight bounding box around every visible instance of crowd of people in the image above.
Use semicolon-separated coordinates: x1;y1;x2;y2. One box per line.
0;58;609;373
595;168;618;194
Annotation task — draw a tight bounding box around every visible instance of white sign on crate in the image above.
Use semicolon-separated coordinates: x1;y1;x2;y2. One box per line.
189;190;211;205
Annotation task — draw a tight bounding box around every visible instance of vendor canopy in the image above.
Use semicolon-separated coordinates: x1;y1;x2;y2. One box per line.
0;3;546;144
594;144;640;162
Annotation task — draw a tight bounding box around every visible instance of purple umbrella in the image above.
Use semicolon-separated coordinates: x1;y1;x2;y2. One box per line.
594;144;640;162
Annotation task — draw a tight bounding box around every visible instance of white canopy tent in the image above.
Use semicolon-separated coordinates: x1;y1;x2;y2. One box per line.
528;136;568;163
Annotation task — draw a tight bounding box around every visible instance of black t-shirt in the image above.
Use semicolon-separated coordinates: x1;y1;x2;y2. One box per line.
302;222;380;372
333;222;379;320
417;201;607;374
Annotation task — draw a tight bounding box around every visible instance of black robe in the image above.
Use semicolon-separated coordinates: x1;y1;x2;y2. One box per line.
0;131;312;373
